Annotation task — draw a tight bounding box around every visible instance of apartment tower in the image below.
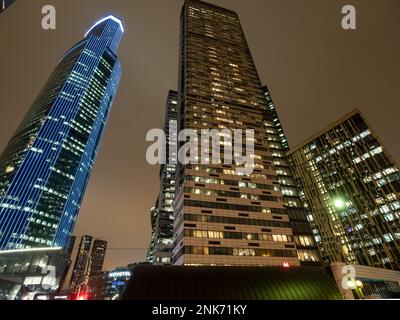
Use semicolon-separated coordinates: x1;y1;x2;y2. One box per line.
172;0;299;266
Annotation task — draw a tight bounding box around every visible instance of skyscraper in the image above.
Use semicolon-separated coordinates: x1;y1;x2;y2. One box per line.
172;0;299;266
70;235;93;289
90;239;107;274
87;239;107;299
147;91;178;265
146;205;159;263
0;0;15;13
263;86;320;265
289;110;400;270
0;16;123;251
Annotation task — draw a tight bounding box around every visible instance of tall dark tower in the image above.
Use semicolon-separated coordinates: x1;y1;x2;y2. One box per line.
172;0;299;266
90;239;107;274
147;91;178;265
0;16;124;251
88;239;108;299
289;110;400;270
70;235;93;289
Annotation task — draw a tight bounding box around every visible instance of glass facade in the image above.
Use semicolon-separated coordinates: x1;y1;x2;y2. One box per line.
90;239;107;274
289;111;400;270
172;0;299;266
147;91;178;265
0;16;123;251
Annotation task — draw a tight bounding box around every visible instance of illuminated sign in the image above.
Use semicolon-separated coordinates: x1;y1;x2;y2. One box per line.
109;271;131;278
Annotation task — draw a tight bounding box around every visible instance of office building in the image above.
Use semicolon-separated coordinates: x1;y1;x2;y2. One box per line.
87;239;107;299
147;91;178;265
146;206;158;263
0;16;123;251
70;235;93;289
172;0;299;266
289;110;400;270
90;239;107;274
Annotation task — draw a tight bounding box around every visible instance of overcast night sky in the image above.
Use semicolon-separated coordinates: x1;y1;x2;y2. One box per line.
0;0;399;271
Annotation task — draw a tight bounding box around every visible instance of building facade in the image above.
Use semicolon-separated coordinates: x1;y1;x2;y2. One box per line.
289;110;400;270
90;239;107;274
87;239;107;299
70;235;93;289
146;205;158;263
0;16;123;251
263;86;320;265
0;247;69;300
147;91;178;265
172;0;299;266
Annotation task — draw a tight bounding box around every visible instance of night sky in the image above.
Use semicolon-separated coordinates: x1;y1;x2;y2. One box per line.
0;0;399;271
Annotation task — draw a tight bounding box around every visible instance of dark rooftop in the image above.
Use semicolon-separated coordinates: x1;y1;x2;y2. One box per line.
122;265;342;300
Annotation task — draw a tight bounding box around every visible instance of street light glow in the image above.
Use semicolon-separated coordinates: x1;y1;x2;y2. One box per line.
333;198;346;210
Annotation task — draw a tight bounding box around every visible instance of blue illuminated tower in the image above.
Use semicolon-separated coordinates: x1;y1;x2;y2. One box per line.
1;0;16;13
0;16;124;251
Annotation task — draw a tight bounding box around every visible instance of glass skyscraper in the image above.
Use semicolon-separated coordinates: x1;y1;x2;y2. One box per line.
289;110;400;270
147;91;178;265
0;16;124;251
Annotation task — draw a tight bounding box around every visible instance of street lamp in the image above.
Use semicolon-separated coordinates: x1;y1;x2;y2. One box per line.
347;278;364;299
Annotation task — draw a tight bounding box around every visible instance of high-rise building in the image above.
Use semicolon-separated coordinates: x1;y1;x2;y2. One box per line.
172;0;299;266
147;91;178;265
103;266;132;300
69;236;107;298
90;239;107;274
146;205;158;263
0;0;15;13
87;271;107;300
0;16;123;251
288;110;400;270
70;235;93;289
263;86;320;265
